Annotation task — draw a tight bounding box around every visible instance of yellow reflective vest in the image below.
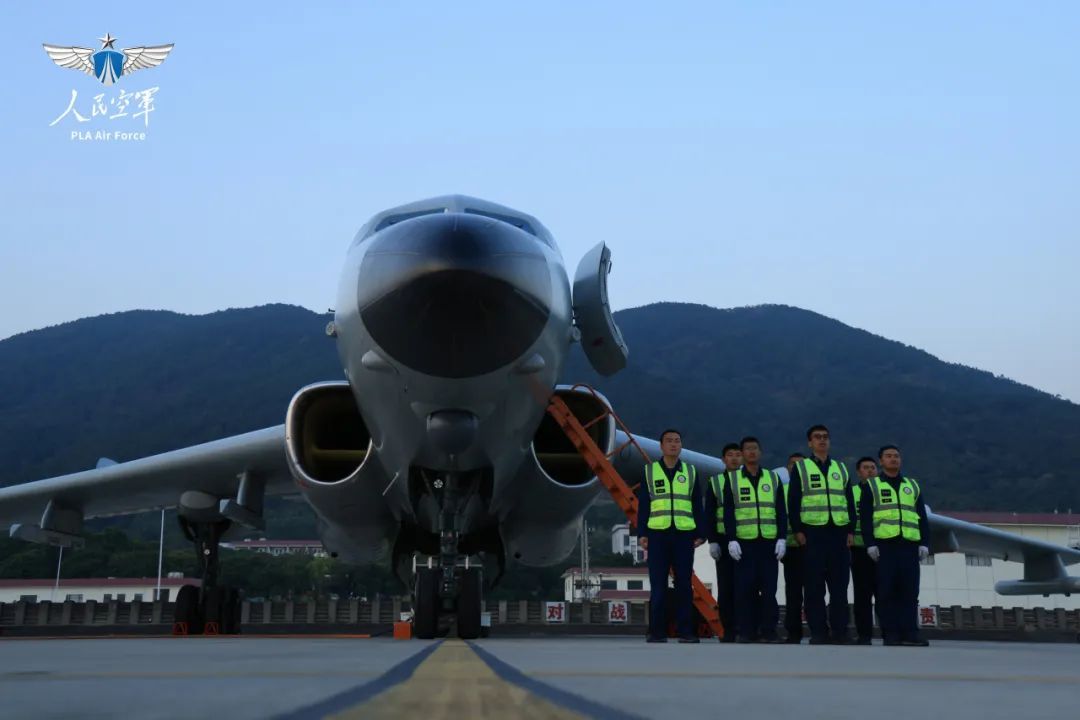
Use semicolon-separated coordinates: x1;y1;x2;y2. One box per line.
730;468;779;540
852;482;866;547
707;471;729;535
796;458;850;526
868;475;922;542
645;461;697;532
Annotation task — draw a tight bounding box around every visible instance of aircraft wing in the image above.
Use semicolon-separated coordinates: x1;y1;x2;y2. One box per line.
611;431;1080;596
0;426;294;545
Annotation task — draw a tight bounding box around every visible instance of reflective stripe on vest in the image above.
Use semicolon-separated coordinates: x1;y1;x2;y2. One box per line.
730;468;778;540
869;476;921;542
782;482;797;546
645;461;697;531
797;458;850;526
708;472;727;535
852;483;865;547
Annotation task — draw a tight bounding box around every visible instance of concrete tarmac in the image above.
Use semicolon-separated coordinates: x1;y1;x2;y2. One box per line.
1;636;1077;719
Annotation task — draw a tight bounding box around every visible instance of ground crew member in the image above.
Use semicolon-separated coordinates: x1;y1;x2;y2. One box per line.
635;428;707;643
861;445;931;646
724;436;787;642
851;456;879;645
704;442;742;642
787;424;856;644
782;452;806;643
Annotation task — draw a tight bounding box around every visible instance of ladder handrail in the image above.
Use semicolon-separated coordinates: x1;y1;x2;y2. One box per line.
546;387;724;640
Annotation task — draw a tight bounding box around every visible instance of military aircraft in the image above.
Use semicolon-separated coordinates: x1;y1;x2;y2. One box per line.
2;195;1078;638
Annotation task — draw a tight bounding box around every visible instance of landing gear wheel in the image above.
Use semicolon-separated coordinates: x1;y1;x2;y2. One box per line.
174;585;203;634
414;567;440;639
221;588;242;635
456;567;482;640
202;587;225;634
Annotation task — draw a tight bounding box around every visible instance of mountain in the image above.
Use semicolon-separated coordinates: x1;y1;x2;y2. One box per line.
1;303;1077;520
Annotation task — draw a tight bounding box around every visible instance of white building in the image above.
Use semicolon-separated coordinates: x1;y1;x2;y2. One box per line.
562;566;650;602
221;538;327;557
610;523;646;564
0;576;200;604
692;511;1080;611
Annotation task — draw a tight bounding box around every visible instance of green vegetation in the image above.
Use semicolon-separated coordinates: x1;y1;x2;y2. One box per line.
1;302;1078;587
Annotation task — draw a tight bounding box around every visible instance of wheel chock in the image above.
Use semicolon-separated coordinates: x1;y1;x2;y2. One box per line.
393;621;412;640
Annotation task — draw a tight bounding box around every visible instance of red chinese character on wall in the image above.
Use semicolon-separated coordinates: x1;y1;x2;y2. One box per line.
609;603;627;622
547;604;564;621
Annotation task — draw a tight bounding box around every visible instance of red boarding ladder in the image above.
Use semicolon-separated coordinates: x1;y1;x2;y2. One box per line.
546;385;724;639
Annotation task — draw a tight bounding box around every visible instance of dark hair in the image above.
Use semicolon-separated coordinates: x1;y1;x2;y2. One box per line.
788;452;805;461
856;456;877;469
739;436;761;450
878;444;900;458
659;428;682;443
806;424;829;440
721;443;740;456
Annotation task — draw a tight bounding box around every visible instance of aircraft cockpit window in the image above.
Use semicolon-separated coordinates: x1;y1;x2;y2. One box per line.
464;209;551;247
373;208;446;234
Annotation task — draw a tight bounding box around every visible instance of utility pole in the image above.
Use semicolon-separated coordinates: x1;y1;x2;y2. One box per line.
580;517;591;600
51;546;64;602
156;508;165;601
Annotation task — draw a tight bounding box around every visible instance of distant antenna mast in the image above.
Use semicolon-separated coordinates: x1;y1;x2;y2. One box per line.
580;517;591;600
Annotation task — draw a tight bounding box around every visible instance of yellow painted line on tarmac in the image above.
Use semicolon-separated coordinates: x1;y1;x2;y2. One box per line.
327;640;584;720
531;670;1080;685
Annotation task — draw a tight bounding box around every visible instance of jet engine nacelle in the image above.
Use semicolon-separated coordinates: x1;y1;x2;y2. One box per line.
284;382;396;562
500;386;617;566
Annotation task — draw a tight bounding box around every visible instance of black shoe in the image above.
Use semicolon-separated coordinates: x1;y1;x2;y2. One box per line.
901;638;930;647
784;635;802;644
721;635;737;643
808;636;830;645
678;636;701;644
855;637;872;646
831;636;850;645
735;635;753;644
883;638;902;647
758;635;782;644
646;636;668;643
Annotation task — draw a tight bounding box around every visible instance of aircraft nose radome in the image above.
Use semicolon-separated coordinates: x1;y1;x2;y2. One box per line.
357;213;553;379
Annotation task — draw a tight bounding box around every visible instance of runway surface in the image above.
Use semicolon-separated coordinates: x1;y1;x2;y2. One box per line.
2;636;1078;719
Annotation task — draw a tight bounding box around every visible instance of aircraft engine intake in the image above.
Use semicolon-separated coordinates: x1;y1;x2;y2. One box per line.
285;382;372;485
531;387;616;486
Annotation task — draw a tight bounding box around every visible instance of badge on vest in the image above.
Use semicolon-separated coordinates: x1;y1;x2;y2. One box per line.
762;483;770;492
903;486;913;495
655;478;668;494
831;472;841;481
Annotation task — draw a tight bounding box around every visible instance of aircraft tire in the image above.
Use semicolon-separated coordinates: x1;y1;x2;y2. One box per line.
174;584;203;634
456;567;482;640
414;568;439;639
221;588;242;634
202;587;225;634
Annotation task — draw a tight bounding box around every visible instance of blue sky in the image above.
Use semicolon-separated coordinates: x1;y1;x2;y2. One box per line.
2;2;1078;400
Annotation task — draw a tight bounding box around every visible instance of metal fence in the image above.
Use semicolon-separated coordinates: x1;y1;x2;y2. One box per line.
2;599;1079;633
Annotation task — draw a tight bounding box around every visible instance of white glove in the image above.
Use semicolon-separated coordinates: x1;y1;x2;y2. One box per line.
919;546;930;561
775;539;787;560
867;546;880;562
708;542;721;560
728;541;742;562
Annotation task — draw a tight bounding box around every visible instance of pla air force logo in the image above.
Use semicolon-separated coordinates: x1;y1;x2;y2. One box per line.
43;33;173;85
43;34;173;140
